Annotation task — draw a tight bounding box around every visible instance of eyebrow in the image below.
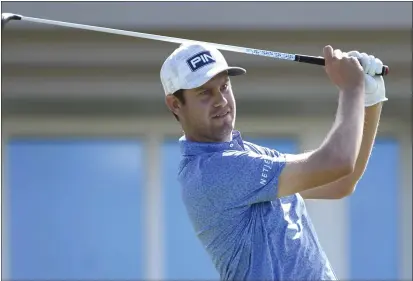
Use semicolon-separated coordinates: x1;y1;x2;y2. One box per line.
195;77;230;91
194;85;206;91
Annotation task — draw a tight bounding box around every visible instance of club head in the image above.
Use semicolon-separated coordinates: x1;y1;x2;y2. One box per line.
2;13;22;29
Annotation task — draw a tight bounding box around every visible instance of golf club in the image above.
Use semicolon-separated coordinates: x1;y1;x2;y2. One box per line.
1;12;389;76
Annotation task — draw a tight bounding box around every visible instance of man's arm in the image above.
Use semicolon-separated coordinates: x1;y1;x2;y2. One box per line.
299;51;387;199
300;103;383;199
277;89;364;198
276;46;366;198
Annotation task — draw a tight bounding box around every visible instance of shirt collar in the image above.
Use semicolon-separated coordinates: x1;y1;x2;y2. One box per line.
179;130;245;156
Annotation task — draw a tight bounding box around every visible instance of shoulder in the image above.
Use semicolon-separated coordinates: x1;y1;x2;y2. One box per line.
181;149;284;190
243;141;284;158
178;150;260;185
177;152;248;209
180;150;256;175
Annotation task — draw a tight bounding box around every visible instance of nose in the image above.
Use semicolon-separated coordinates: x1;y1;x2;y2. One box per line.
213;91;228;108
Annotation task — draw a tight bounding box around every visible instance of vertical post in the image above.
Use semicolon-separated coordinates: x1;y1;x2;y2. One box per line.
399;129;412;279
300;122;349;280
144;133;164;280
1;130;10;280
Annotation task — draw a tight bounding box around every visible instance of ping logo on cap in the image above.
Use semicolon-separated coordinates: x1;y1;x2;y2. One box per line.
186;51;216;72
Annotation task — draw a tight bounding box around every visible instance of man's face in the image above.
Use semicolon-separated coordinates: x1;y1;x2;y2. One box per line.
170;72;236;142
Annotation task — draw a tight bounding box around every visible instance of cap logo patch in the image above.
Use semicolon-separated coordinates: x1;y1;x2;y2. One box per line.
186;51;216;72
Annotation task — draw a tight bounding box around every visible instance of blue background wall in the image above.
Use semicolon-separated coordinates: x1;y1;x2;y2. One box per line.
7;139;145;280
349;138;400;279
5;137;402;280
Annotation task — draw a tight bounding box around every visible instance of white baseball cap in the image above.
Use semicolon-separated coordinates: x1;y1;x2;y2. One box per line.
160;43;246;95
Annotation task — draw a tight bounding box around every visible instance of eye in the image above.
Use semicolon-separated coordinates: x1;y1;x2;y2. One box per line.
221;83;229;91
198;90;210;96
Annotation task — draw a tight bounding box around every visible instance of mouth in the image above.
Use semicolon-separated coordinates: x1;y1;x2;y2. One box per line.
212;110;230;119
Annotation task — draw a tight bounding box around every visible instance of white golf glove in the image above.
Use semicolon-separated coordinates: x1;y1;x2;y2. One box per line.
346;51;388;107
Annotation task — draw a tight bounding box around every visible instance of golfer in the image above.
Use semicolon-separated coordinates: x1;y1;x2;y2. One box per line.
160;43;386;280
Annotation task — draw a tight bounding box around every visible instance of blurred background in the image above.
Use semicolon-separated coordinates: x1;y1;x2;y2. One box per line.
1;2;411;280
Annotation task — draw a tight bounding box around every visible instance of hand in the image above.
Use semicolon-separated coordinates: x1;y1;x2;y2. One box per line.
346;50;387;107
323;45;365;93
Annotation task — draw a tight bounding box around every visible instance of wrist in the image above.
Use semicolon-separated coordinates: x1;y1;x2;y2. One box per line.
364;91;388;107
339;87;365;100
365;102;384;111
339;81;365;96
363;76;387;107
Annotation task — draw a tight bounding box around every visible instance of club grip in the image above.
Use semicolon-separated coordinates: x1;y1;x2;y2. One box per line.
295;55;389;76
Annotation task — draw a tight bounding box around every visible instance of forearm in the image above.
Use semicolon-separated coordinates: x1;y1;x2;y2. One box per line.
300;102;383;199
320;89;365;167
349;102;383;179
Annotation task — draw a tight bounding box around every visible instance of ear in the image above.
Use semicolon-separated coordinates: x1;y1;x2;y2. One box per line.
165;95;182;115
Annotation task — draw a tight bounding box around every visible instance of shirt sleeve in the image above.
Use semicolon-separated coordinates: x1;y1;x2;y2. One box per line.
200;150;287;209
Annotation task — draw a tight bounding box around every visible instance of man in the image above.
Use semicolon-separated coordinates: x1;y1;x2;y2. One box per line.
160;43;386;280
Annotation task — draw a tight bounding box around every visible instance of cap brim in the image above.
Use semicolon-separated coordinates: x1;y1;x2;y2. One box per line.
226;66;247;76
183;65;246;90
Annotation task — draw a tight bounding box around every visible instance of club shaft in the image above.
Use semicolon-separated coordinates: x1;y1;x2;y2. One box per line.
20;15;297;61
9;14;389;76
